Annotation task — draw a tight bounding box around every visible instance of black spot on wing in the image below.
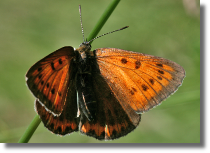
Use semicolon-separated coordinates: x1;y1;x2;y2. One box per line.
38;74;42;79
142;84;148;91
121;58;127;64
149;79;154;85
157;76;162;80
135;60;141;69
156;63;163;67
51;88;55;94
158;70;164;74
38;67;42;71
51;62;55;70
41;81;44;85
130;87;137;95
59;58;62;64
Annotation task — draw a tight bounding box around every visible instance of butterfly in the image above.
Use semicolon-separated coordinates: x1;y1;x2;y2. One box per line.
25;5;185;140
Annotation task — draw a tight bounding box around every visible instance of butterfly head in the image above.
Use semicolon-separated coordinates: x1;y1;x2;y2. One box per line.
76;41;93;60
78;41;92;53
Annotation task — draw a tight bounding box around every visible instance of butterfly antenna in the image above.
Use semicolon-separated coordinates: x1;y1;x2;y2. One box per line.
79;5;85;42
87;26;129;44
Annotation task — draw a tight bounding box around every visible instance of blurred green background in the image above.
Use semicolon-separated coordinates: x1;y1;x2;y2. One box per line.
0;0;200;143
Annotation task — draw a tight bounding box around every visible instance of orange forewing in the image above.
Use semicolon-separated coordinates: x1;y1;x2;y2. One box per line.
26;46;76;115
95;48;185;113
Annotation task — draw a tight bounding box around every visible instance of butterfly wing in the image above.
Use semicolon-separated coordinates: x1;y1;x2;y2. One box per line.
35;79;79;135
79;61;141;140
26;46;76;115
94;48;185;113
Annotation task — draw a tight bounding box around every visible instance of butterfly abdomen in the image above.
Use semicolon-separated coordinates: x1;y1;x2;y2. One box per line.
76;73;97;121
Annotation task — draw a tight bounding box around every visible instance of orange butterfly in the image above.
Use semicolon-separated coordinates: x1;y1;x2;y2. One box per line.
26;6;185;140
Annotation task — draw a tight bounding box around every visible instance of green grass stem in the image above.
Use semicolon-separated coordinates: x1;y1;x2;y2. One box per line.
18;115;41;143
87;0;120;44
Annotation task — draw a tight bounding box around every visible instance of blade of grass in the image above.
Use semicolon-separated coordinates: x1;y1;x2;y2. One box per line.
18;115;41;143
18;0;121;143
87;0;120;44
